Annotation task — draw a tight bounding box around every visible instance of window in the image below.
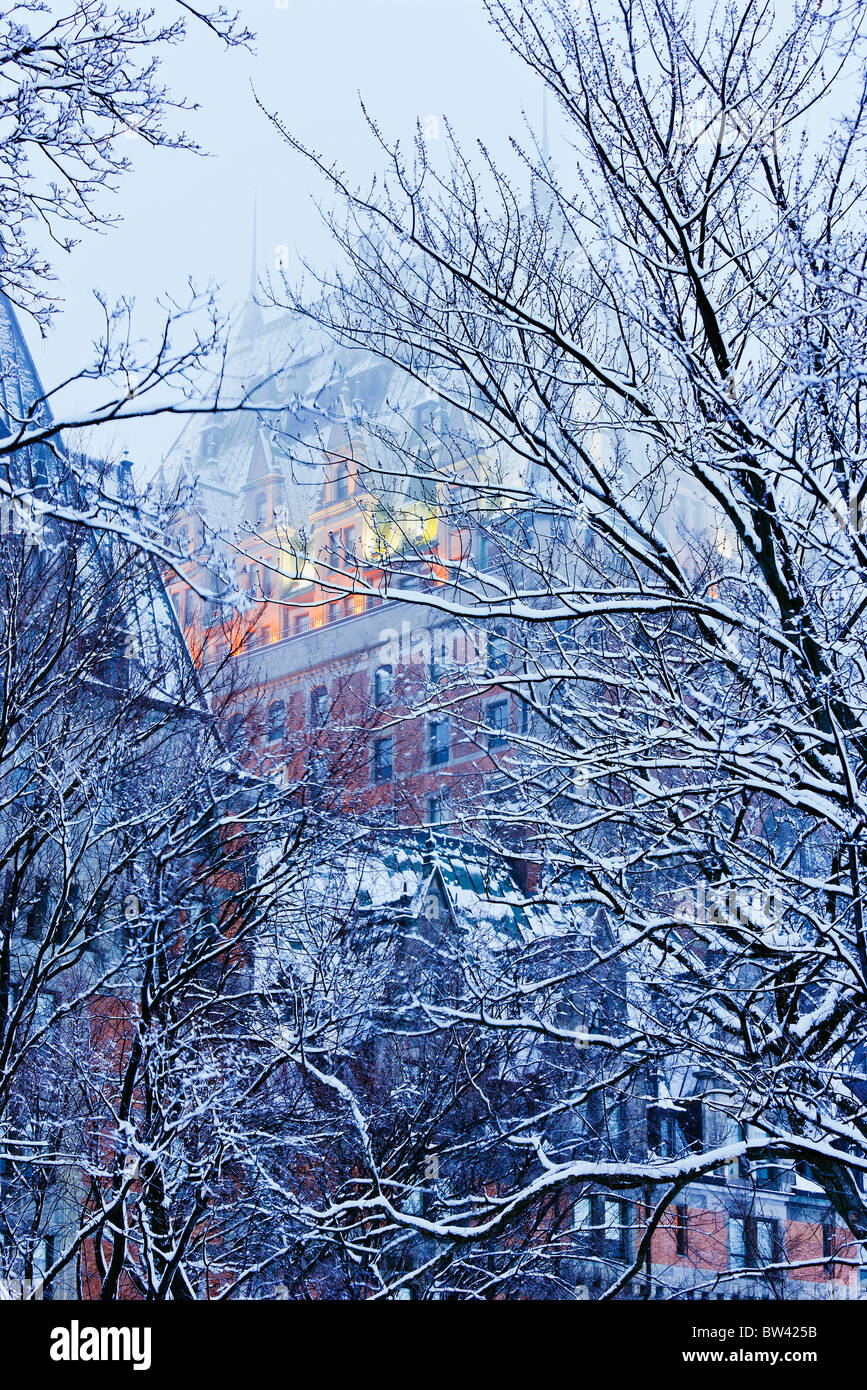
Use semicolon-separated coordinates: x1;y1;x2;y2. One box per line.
225;713;244;747
603;1198;628;1260
253;492;268;526
333;460;349;501
573;1196;593;1251
373;736;393;784
675;1205;689;1257
293;613;310;635
182;591;196;627
485;699;509;749
374;665;393;708
342;526;355;560
486;624;510;675
430;627;452;684
823;1221;836;1262
267;700;285;742
202;423;221;461
310;686;328;727
729;1218;746;1269
429;718;450;767
427;789;451;826
756;1217;783;1266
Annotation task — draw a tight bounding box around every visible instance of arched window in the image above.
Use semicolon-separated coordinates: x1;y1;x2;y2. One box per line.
310;685;328;727
253;492;268;527
373;664;393;708
267;699;285;742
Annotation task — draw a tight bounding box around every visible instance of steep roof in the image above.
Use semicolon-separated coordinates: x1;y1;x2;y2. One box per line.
0;292;206;715
0;291;58;491
160;304;486;535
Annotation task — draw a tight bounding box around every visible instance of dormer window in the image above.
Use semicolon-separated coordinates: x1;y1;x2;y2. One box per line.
201;423;221;461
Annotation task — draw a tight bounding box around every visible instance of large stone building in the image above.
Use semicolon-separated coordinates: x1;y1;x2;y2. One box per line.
157;301;864;1301
159;302;529;832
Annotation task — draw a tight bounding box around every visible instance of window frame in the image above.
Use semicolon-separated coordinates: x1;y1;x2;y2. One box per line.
266;699;285;743
428;717;451;767
373;735;394;785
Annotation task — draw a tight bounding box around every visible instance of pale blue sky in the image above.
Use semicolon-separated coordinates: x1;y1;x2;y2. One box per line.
30;0;540;468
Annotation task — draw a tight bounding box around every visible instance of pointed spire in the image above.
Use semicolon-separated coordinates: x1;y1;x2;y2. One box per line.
237;191;263;341
249;190;258;299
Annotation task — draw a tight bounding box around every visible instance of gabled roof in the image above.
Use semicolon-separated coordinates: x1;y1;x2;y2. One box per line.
350;829;569;945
